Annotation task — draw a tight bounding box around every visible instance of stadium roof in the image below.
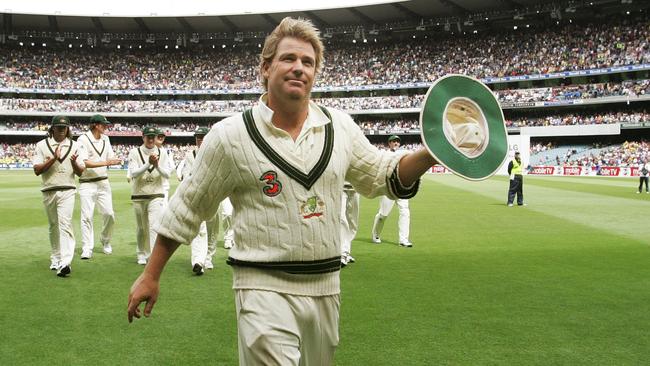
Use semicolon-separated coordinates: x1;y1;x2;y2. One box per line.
0;0;643;36
3;0;410;17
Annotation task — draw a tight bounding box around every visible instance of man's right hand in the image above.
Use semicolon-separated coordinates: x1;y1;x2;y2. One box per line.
126;235;181;323
127;272;160;323
107;158;123;166
149;154;159;167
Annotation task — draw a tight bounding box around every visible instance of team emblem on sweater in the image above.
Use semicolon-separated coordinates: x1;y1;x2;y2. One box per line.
259;170;282;197
299;196;325;219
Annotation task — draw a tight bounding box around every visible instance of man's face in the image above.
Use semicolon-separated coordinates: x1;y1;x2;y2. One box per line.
515;154;521;162
195;135;204;149
155;134;165;147
143;135;156;149
52;126;68;142
95;123;107;134
388;140;400;150
262;37;316;102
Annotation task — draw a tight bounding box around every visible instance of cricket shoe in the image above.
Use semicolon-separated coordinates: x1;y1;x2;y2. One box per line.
56;265;71;277
102;243;113;255
204;259;214;270
372;235;381;244
192;263;205;276
81;249;92;260
399;241;413;248
137;258;147;265
224;239;234;249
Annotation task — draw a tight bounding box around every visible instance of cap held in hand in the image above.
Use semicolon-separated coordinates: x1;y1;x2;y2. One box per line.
419;74;507;181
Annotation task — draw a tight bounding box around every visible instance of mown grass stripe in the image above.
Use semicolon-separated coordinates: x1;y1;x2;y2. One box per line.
427;174;650;244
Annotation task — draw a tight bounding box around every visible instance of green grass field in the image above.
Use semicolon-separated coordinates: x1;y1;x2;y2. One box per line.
1;170;649;365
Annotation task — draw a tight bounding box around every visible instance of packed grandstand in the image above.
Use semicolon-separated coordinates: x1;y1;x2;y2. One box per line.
0;4;648;177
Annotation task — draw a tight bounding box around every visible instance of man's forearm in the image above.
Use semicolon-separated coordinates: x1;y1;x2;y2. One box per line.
398;148;437;187
84;160;107;168
144;235;181;281
156;164;172;179
33;157;55;176
130;163;150;178
72;161;85;176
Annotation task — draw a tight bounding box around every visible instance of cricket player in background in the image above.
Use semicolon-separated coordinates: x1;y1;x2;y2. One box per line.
340;182;359;266
179;127;219;275
77;114;122;259
155;129;176;202
371;135;413;247
33;115;86;277
128;126;172;265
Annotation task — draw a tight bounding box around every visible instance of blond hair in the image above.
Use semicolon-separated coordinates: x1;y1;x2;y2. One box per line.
259;17;324;90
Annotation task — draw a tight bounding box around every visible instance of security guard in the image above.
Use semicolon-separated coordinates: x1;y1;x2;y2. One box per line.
506;151;525;206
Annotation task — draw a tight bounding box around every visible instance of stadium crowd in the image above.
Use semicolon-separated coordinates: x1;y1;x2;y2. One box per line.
534;140;650;167
2;109;649;135
530;142;556;155
498;79;650;104
0;79;648;114
0;17;647;91
505;110;649;127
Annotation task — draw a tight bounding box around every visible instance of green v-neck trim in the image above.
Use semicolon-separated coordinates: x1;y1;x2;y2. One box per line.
84;134;105;157
46;138;73;163
242;106;333;191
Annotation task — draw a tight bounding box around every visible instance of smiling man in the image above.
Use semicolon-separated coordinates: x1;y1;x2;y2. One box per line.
128;17;437;365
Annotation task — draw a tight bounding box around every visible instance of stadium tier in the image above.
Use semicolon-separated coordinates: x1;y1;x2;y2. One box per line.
1;8;649;171
0;17;648;91
0;79;648;114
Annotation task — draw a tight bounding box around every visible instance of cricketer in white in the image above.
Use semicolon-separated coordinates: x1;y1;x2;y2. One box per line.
128;126;172;265
77;114;122;259
178;127;223;274
128;17;438;366
33;115;86;277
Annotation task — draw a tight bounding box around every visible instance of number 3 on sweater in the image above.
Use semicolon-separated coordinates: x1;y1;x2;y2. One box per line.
260;170;282;197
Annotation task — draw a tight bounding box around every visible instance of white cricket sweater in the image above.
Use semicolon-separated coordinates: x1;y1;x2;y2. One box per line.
157;97;419;296
128;145;171;200
33;137;85;192
77;131;115;182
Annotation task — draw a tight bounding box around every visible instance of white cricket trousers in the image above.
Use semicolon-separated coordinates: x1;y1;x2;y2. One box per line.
373;196;410;244
42;189;76;267
132;197;165;262
340;190;359;255
220;198;234;244
190;217;219;266
79;180;115;252
236;290;340;366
